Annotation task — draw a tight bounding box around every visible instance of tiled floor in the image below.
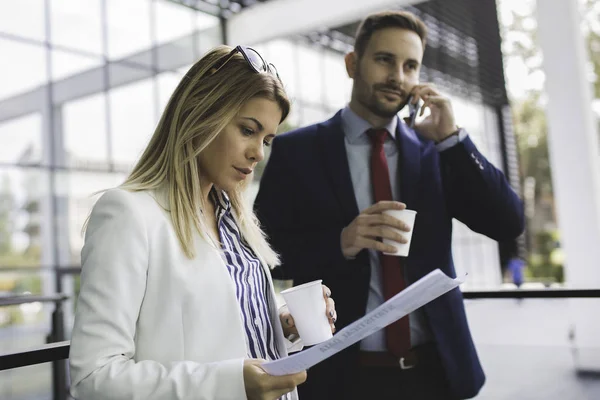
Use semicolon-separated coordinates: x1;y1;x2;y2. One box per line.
467;298;600;399
476;344;600;400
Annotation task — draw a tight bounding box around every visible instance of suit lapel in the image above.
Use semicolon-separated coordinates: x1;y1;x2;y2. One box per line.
316;113;421;219
317;112;359;222
396;122;421;209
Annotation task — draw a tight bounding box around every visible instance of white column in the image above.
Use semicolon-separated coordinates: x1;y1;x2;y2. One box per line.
537;0;600;372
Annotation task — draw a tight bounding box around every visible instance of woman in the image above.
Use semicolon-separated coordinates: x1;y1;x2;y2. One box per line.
69;45;336;400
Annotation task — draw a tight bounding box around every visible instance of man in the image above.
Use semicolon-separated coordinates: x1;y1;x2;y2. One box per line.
255;10;524;400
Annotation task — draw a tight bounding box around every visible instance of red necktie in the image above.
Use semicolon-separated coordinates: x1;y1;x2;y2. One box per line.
367;128;411;357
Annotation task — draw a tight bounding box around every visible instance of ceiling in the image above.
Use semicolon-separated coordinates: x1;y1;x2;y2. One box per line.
168;0;508;107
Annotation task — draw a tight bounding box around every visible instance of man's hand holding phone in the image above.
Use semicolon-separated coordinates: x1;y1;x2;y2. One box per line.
404;84;458;143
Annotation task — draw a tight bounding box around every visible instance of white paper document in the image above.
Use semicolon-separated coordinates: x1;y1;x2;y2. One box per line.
262;269;465;376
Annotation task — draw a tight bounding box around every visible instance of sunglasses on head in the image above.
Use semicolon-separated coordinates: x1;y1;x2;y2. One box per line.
210;45;281;81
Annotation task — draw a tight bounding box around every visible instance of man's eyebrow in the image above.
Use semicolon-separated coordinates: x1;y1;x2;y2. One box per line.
373;51;419;65
240;117;264;131
373;51;395;57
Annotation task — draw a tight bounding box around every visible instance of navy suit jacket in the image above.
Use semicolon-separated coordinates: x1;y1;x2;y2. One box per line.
255;111;525;399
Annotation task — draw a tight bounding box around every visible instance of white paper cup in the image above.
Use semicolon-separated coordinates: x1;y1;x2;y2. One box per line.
280;279;332;346
382;209;417;257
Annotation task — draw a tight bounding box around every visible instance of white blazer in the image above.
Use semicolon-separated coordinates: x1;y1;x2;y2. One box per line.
69;188;298;400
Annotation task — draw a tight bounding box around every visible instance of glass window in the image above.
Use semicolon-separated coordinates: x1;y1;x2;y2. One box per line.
0;113;43;165
0;39;46;101
452;96;485;142
195;24;222;58
154;0;196;46
297;44;324;104
0;331;54;396
196;11;220;31
109;78;156;171
62;93;109;170
156;35;196;73
282;105;301;131
300;105;332;126
107;62;154;91
0;167;50;268
106;0;152;63
194;11;221;58
157;71;184;113
53;171;126;267
324;50;351;109
50;0;103;55
483;106;505;169
451;96;499;161
0;0;45;42
51;49;103;82
0;269;48;297
265;39;299;101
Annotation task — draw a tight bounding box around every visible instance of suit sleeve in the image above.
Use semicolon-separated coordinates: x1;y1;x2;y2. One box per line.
440;135;525;241
255;139;357;281
69;189;246;400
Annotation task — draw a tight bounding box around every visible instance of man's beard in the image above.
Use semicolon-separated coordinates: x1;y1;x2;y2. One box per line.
355;72;407;118
359;93;402;118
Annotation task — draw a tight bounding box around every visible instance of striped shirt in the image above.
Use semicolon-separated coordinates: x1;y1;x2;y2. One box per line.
212;189;281;361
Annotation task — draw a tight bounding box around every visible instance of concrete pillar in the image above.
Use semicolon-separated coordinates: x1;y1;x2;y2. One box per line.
537;0;600;372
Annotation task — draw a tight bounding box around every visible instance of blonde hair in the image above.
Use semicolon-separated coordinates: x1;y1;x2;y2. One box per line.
119;45;289;268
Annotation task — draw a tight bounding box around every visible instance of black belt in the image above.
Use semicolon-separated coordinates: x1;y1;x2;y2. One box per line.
358;343;437;370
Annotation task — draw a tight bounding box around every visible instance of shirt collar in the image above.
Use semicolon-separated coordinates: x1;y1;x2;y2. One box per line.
341;105;398;141
210;187;231;215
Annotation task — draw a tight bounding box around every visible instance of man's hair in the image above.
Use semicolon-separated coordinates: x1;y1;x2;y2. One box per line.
354;10;428;57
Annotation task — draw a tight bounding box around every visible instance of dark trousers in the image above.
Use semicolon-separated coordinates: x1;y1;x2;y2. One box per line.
298;344;454;400
353;344;454;400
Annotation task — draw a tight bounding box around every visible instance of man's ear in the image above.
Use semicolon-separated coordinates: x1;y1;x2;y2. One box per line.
344;52;357;79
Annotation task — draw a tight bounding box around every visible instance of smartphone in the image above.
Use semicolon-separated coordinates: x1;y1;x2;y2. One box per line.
406;95;421;128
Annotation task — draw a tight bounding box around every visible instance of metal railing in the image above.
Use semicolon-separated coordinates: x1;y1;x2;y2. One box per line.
0;293;69;400
1;288;599;400
0;294;68;307
0;340;70;371
463;288;600;299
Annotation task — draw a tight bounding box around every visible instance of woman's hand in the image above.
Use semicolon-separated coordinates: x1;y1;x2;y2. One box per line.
243;359;307;400
280;284;337;337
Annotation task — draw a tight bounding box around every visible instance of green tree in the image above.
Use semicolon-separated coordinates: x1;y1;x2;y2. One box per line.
499;0;600;281
581;0;600;98
512;92;552;198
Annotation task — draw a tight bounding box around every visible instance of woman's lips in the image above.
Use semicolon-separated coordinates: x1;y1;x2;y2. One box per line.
234;167;253;177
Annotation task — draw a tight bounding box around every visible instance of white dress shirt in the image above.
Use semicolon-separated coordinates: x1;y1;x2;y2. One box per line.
340;106;465;351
